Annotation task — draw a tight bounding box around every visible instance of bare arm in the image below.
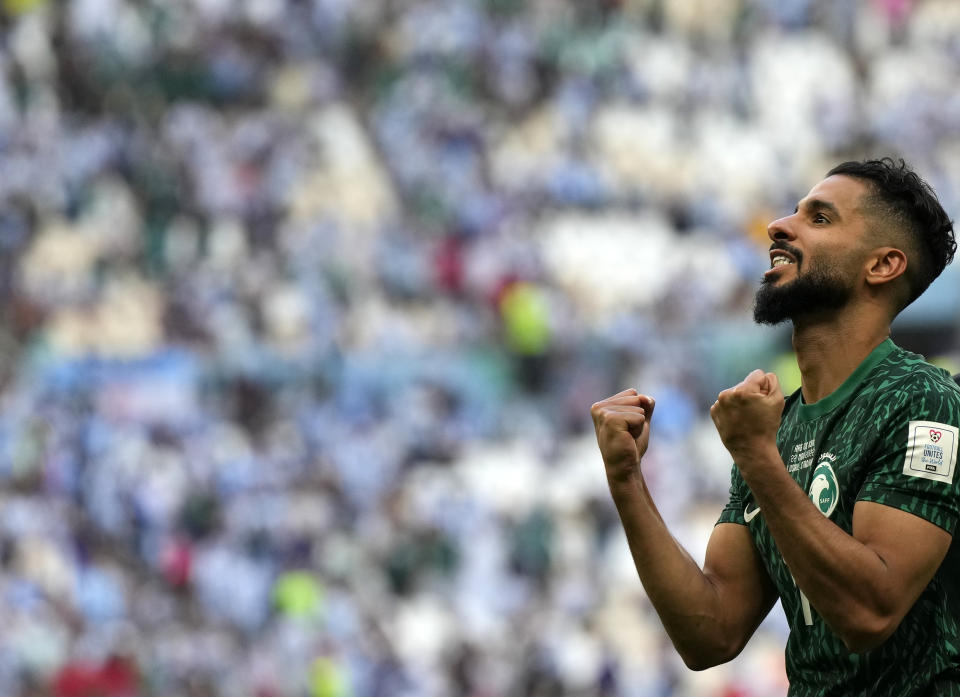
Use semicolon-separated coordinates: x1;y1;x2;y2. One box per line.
712;371;953;652
593;390;778;669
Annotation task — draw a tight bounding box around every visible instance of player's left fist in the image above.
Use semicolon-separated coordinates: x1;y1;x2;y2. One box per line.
710;369;784;466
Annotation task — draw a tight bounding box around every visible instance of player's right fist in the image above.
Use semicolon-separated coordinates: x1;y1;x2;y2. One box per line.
590;389;656;483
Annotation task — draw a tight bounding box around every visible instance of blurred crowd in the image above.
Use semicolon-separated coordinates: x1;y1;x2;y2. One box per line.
2;0;960;695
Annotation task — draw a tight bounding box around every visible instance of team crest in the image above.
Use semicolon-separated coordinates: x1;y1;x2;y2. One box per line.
808;458;839;518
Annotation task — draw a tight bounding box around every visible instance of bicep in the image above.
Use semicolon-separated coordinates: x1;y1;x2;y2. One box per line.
852;501;952;617
702;523;779;655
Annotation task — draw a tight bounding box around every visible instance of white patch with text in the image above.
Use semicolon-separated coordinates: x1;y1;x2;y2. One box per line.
903;420;958;484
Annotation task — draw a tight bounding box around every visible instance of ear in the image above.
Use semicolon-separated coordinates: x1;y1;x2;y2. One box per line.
864;247;908;287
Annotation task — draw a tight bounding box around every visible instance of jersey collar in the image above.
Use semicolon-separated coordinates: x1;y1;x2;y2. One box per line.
794;338;896;422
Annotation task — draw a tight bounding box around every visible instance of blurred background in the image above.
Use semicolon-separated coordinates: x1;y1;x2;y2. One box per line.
1;0;960;695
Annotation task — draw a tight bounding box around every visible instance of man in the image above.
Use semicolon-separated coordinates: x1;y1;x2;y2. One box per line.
591;158;960;695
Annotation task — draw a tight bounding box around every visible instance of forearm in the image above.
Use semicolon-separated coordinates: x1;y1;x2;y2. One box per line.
608;473;738;665
594;388;772;664
739;446;896;649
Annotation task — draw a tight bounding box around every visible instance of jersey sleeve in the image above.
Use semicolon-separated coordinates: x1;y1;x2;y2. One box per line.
857;379;960;535
717;462;747;526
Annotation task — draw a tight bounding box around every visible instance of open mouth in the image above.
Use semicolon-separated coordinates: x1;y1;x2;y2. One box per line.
767;244;800;269
770;253;795;268
764;248;799;279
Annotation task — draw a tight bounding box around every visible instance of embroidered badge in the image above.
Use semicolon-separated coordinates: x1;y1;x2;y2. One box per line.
903;421;958;484
809;456;839;518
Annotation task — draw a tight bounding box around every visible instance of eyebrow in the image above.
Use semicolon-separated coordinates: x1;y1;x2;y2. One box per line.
793;198;843;221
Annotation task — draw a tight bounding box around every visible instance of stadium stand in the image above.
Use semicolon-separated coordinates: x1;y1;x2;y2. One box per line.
1;1;960;695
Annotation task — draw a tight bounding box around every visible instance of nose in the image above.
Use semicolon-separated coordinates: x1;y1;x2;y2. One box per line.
767;213;796;243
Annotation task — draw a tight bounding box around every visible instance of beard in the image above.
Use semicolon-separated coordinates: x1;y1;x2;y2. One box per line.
753;258;853;325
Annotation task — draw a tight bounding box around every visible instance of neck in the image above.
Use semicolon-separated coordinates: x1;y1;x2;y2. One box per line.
791;309;891;404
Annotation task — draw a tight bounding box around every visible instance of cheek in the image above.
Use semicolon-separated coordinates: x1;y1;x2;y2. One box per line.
813;243;860;271
844;247;873;278
805;250;857;283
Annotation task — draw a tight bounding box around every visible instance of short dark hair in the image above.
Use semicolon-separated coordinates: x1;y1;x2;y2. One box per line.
826;158;955;310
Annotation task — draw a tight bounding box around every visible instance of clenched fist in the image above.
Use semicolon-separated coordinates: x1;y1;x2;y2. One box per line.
591;389;656;484
710;369;784;471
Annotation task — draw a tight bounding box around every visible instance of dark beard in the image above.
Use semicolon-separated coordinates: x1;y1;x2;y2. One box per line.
753;262;853;325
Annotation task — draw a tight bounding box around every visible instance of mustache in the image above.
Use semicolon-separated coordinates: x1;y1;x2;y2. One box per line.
770;240;803;265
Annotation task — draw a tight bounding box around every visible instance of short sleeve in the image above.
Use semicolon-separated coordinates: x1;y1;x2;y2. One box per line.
857;383;960;535
717;462;747;526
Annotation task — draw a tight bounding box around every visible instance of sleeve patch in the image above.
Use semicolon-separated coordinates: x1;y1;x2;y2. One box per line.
902;420;958;484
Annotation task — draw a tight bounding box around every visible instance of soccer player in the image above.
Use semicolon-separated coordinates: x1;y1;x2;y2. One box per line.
591;158;960;695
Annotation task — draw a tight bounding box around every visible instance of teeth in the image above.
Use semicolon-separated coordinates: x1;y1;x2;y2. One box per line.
772;255;793;267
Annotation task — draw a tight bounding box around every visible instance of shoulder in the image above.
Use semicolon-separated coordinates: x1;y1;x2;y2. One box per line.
870;344;960;402
863;345;960;429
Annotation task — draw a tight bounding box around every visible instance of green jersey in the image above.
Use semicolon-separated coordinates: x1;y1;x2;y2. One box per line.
718;339;960;696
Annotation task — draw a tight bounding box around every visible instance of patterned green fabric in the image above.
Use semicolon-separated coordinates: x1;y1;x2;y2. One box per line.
718;339;960;696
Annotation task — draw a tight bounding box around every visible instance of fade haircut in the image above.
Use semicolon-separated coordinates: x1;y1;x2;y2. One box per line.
826;158;955;311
